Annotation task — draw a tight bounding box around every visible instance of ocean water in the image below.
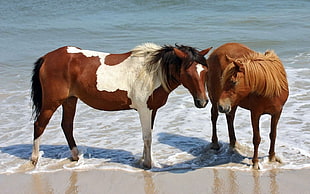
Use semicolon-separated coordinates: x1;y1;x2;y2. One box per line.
0;0;309;174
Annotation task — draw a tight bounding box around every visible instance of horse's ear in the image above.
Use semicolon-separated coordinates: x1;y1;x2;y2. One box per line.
174;48;187;59
226;55;235;63
234;61;245;73
200;47;213;56
226;55;245;73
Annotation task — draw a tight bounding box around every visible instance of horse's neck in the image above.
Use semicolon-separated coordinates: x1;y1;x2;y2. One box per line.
145;81;180;110
166;78;181;92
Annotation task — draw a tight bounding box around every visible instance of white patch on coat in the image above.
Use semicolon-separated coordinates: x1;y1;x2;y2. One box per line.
31;137;41;161
66;45;162;110
71;147;79;160
67;46;109;58
97;55;161;110
96;56;141;92
196;64;204;77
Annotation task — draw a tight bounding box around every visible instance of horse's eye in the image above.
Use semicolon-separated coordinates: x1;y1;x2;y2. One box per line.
230;79;237;86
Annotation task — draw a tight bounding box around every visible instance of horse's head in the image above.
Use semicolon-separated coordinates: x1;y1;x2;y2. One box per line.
174;45;212;108
218;55;251;113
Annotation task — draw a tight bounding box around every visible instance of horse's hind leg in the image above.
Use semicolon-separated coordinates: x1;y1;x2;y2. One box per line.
269;111;281;163
251;112;261;170
61;97;79;161
31;105;60;165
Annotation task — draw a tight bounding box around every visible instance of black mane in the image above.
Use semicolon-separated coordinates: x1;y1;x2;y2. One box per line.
149;44;206;91
150;44;206;70
176;44;207;67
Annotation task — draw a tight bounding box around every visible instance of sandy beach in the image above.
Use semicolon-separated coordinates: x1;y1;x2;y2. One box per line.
1;168;309;194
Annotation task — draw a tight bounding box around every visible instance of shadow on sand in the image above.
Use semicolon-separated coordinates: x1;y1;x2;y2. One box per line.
1;132;251;172
155;132;249;172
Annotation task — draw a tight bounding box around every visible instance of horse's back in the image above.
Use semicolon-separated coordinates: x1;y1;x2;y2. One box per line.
37;46;140;111
207;43;253;70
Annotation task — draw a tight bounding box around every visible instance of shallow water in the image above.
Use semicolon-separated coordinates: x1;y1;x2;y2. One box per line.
0;0;309;174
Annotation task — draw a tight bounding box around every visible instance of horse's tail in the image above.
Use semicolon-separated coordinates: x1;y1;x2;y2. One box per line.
31;57;44;120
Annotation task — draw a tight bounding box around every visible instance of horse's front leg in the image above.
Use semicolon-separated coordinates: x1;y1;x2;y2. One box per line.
251;112;261;170
211;103;220;150
226;106;237;147
138;108;153;169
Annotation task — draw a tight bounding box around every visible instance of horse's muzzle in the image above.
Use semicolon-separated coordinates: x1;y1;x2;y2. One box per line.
218;104;231;113
194;98;208;108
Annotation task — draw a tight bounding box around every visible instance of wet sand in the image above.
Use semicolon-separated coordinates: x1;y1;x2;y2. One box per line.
1;168;309;193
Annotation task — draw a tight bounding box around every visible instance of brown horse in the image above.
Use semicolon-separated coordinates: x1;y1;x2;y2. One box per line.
31;43;212;169
206;43;288;169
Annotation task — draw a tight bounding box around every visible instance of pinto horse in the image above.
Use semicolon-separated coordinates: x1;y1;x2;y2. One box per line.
31;43;212;169
206;43;288;169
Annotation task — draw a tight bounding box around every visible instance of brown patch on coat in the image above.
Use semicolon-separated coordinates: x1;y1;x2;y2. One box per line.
104;52;132;66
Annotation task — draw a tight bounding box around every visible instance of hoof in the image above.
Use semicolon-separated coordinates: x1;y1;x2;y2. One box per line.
70;147;79;161
142;161;152;170
269;155;276;162
70;156;79;162
211;142;220;150
269;155;282;163
139;158;152;169
253;162;260;170
31;159;38;166
229;141;237;148
30;156;38;166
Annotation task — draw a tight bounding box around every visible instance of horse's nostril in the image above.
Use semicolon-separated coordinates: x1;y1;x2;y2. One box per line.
194;99;207;108
202;99;208;107
218;104;230;113
218;105;224;113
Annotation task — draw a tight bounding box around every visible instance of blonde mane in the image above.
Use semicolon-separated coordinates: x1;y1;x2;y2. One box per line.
222;50;288;97
131;43;164;77
131;42;162;57
129;43;176;92
128;43;165;92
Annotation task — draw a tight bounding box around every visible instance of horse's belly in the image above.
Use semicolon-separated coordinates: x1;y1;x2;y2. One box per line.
83;99;132;111
76;89;133;111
